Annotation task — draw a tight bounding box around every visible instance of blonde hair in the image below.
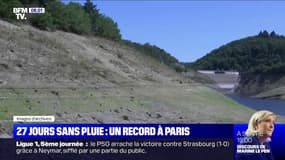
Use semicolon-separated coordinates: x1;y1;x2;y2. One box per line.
245;110;276;137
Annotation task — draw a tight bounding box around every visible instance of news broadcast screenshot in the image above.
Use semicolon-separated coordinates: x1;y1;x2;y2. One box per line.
0;0;285;160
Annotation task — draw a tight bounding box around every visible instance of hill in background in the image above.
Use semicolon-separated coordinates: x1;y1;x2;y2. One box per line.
190;31;285;99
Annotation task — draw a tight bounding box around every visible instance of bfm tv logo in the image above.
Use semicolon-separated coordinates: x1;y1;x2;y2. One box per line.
13;7;45;20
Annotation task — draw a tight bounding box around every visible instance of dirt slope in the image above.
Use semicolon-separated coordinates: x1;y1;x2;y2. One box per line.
1;20;274;137
0;20;187;88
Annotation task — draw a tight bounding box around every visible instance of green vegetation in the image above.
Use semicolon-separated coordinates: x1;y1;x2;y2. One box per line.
0;0;121;40
191;31;285;74
83;0;121;41
0;0;23;20
122;40;185;72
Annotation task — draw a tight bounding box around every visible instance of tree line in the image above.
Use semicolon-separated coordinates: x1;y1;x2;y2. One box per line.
122;40;185;72
190;31;285;74
0;0;121;41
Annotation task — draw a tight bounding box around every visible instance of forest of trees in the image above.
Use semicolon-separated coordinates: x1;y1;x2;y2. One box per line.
0;0;121;40
190;31;285;74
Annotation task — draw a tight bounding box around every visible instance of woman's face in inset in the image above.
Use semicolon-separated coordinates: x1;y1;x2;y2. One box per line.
257;115;275;137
